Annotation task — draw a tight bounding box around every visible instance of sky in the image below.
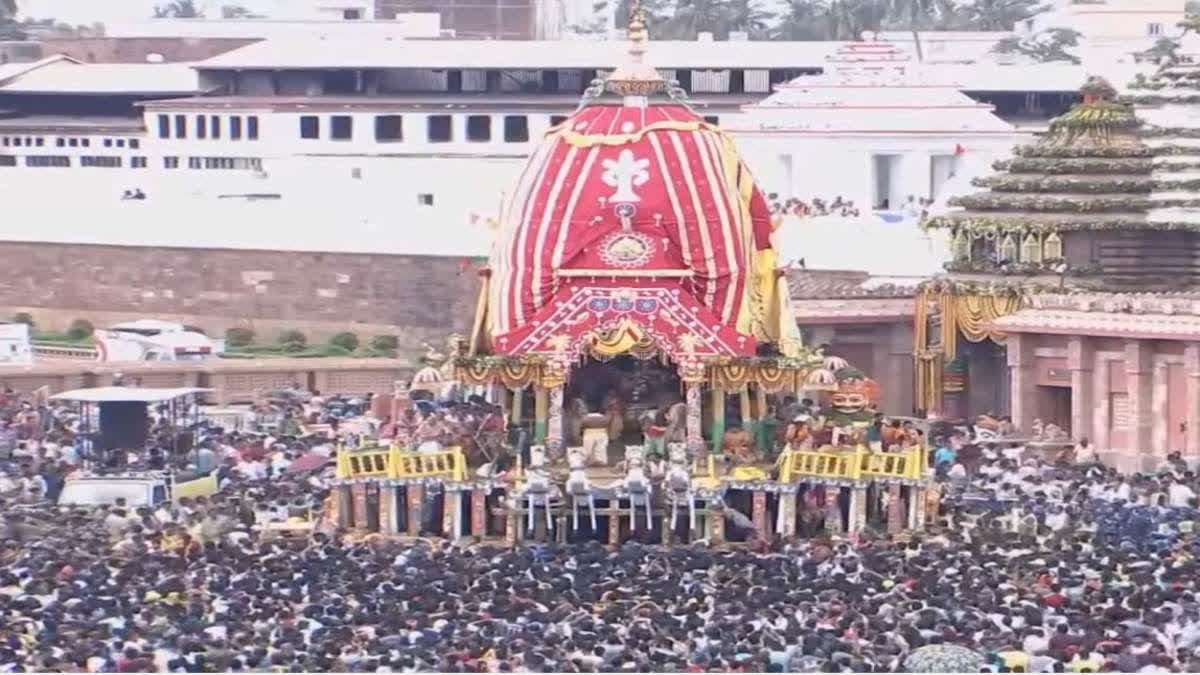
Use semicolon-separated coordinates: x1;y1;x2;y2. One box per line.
18;0;281;25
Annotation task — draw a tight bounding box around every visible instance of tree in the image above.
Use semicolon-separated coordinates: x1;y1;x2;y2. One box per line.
772;0;831;40
886;0;935;61
992;27;1081;64
827;0;887;40
1137;36;1181;65
221;5;259;18
955;0;1039;30
153;0;205;18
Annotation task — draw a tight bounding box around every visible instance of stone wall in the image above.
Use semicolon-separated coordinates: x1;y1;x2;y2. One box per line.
0;242;481;355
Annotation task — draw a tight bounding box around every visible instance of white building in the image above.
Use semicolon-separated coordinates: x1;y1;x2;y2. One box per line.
0;323;33;366
726;39;1029;214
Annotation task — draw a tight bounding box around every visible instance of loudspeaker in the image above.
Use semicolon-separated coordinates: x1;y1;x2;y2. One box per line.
98;401;149;450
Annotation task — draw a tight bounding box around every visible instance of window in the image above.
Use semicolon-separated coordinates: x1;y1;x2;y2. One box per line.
466;115;491;142
131;156;148;168
550;114;568;127
25;156;70;167
81;156;122;168
175;114;187;138
11;138;20;147
81;138;89;147
418;193;434;206
157;114;170;138
34;138;43;147
300;115;320;139
116;139;125;148
427;114;452;142
103;138;112;148
0;155;15;167
230;116;243;140
703;115;719;125
188;157;202;169
1149;22;1164;36
164;156;180;169
1;138;7;146
196;115;207;139
55;138;64;147
210;115;221;139
247;116;259;140
330;115;353;140
129;139;139;149
68;138;77;147
343;8;362;19
503;115;529;142
374;115;403;142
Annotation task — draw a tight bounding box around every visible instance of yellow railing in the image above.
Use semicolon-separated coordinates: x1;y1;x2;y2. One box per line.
336;445;467;482
779;446;926;483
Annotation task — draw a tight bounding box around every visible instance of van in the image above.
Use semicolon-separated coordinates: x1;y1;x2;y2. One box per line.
57;471;219;507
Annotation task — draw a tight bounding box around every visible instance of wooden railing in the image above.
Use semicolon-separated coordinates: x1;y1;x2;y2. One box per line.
779;446;926;483
32;342;97;360
336;445;467;482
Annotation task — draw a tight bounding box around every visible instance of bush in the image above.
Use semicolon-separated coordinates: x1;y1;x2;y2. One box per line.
370;334;399;351
67;319;95;341
281;340;307;353
225;327;255;347
277;329;307;347
11;312;34;327
329;331;360;351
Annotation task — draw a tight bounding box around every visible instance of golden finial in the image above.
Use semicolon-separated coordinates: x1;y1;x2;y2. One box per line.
605;0;665;96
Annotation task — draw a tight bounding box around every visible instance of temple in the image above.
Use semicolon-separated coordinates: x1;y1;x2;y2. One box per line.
920;38;1200;469
328;5;931;545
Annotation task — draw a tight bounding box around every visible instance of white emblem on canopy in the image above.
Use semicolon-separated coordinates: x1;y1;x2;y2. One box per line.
601;149;651;203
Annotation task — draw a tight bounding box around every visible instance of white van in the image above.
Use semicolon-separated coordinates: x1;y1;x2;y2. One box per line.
58;471;219;507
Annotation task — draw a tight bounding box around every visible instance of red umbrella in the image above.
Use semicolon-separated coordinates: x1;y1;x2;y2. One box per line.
285;452;332;474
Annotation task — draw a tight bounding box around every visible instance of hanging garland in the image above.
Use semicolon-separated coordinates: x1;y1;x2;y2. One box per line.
943;259;1103;276
994;157;1154;175
971;175;1157;194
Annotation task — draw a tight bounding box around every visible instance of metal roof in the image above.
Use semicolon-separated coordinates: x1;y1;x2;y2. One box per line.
0;61;201;95
196;38;846;70
51;386;213;403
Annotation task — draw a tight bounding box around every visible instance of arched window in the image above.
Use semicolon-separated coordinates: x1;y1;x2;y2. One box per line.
1043;231;1063;260
999;234;1018;263
1021;232;1042;263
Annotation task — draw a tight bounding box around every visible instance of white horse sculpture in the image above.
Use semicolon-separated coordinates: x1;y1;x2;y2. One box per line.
522;445;555;533
664;442;696;533
623;445;653;530
564;446;596;531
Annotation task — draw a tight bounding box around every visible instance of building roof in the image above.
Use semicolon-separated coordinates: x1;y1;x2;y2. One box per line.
50;386;212;403
0;54;80;86
787;269;921;299
0;60;202;95
791;297;915;323
775;214;951;278
727;40;1020;134
0;115;144;133
197;37;846;70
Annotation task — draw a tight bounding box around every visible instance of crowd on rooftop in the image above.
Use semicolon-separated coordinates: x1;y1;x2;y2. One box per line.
3;385;1200;672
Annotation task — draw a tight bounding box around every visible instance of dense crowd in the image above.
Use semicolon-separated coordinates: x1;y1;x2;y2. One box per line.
5;388;1200;672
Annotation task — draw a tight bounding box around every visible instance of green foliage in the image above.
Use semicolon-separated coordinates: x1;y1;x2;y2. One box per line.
370;334;400;351
277;329;307;347
11;312;33;327
153;0;203;18
66;319;94;341
225;327;255;347
992;27;1082;64
281;340;307;354
329;331;360;352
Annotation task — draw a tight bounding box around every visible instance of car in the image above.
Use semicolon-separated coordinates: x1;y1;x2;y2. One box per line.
57;470;219;507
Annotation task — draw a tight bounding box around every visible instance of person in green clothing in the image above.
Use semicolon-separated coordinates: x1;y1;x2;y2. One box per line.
757;404;778;458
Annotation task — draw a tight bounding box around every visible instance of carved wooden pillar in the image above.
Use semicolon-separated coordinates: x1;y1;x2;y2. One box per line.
777;491;796;537
406;484;424;537
752;490;768;538
824;486;842;536
709;504;726;545
608;511;622;546
887;484;904;534
352;484;368;531
471;489;488;537
685;380;704;454
851;487;868;534
534;386;548;444
379;485;397;535
711;388;726;455
442;490;459;538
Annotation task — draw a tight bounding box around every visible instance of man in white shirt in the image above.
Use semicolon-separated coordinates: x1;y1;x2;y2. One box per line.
1169;479;1197;508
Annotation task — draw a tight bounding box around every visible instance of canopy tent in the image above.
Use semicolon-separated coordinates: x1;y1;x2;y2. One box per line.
51;386;213;404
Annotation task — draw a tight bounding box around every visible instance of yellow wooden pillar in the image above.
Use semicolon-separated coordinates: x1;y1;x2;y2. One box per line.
534;385;548;443
710;388;725;454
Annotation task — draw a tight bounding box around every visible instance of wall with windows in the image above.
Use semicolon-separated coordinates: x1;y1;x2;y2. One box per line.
0;131;147;171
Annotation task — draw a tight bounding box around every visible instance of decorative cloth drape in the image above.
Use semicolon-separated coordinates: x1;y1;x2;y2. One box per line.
946;293;1022;349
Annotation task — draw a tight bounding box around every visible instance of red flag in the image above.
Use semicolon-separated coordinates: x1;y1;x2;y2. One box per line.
954;144;966;156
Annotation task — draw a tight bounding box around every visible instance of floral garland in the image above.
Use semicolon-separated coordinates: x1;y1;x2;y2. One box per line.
1047;101;1139;135
1124;94;1200;105
948;194;1164;212
943;258;1102;276
1013;145;1154;159
971;175;1156;194
924;215;1173;233
994;157;1154;175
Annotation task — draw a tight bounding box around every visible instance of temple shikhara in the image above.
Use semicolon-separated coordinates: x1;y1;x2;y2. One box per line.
920;34;1200;469
330;6;930;545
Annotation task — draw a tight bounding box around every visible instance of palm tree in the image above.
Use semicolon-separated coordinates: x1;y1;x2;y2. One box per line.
956;0;1038;31
724;0;775;39
887;0;934;61
772;0;832;40
991;27;1081;64
828;0;886;40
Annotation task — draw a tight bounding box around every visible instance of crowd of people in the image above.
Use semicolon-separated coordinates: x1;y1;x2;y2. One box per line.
6;384;1200;672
